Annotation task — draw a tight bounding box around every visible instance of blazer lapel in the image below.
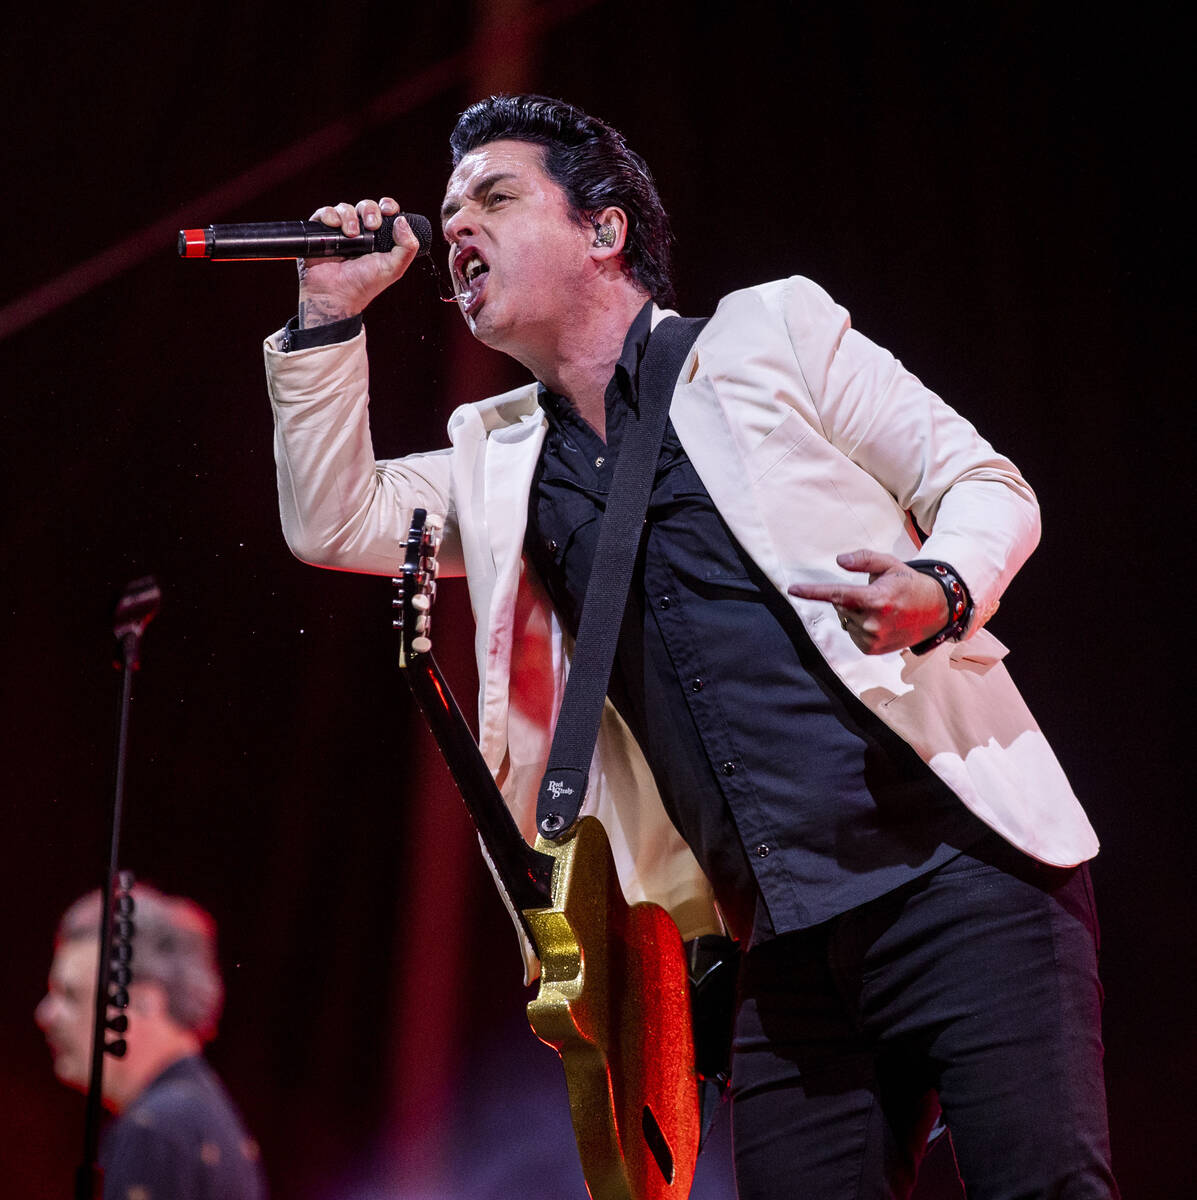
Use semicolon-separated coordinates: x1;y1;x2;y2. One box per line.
476;408;549;761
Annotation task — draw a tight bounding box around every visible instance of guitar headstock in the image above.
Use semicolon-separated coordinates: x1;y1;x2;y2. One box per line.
393;508;443;668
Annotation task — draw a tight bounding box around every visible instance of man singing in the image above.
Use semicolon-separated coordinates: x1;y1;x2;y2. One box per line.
263;94;1117;1198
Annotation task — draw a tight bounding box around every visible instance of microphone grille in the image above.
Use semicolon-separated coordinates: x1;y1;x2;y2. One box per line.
404;213;433;257
378;212;432;258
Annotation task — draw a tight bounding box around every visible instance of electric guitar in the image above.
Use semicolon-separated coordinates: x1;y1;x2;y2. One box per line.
394;509;701;1200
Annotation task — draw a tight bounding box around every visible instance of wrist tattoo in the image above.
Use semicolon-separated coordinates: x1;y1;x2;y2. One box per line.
298;297;354;329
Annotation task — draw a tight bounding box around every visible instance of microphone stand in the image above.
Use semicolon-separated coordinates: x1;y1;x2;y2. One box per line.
75;577;161;1200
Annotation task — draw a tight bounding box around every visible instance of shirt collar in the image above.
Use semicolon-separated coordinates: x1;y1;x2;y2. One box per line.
613;297;654;395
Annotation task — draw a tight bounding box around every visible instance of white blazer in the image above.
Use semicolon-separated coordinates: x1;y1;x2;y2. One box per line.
266;275;1098;978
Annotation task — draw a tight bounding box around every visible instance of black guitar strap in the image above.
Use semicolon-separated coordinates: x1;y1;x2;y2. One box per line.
536;313;708;838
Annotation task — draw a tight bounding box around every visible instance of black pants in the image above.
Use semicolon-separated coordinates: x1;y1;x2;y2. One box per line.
729;836;1119;1199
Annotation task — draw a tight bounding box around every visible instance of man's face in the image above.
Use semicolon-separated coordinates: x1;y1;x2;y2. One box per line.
34;938;99;1093
441;139;594;358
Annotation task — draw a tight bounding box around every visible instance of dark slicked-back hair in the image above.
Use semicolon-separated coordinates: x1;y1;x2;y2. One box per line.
449;94;676;307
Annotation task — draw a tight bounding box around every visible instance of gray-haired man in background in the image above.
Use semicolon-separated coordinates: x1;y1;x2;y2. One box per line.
35;884;268;1199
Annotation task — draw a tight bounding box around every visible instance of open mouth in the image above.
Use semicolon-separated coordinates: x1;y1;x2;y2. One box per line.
454;248;489;314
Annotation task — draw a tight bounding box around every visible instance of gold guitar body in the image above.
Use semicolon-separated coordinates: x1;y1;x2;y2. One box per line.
394;513;702;1197
525;816;701;1200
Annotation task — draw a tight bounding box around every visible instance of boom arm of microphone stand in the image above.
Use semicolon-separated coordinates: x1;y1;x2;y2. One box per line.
75;577;161;1198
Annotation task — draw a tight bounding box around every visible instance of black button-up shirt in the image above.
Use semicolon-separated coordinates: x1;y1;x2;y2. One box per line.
525;302;984;942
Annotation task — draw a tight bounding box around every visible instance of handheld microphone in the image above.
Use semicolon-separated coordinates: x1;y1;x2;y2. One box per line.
177;212;433;261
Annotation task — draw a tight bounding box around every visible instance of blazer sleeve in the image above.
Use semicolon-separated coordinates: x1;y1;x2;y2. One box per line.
776;276;1040;632
264;325;463;577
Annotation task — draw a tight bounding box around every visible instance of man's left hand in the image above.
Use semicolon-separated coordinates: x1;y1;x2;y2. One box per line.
788;550;949;654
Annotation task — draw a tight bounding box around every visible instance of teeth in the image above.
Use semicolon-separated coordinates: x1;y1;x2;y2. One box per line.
464;258;486;283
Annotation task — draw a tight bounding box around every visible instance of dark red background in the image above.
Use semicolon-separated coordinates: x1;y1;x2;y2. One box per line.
2;2;1185;1196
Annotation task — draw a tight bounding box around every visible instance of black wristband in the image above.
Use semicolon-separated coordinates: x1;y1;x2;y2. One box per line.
279;313;363;352
906;560;973;655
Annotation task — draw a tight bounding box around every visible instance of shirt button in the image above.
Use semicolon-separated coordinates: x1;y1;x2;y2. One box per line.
595;455;605;468
719;760;736;776
545;538;558;553
658;596;672;610
753;843;771;857
689;678;704;692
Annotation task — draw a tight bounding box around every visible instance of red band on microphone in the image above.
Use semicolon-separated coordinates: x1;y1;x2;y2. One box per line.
179;230;210;258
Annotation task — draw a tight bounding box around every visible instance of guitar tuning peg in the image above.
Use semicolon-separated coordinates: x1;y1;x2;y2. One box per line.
412;594;430;612
415;615;429;633
110;986;129;1008
107;1013;129;1033
105;1038;127;1058
412;636;432;653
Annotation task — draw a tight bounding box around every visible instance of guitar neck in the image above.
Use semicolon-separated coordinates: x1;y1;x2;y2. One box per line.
404;651;554;924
